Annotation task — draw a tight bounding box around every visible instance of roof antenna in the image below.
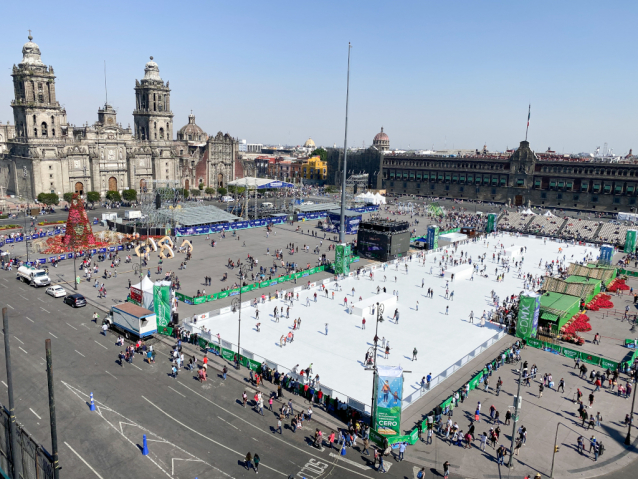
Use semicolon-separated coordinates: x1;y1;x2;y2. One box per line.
104;60;108;106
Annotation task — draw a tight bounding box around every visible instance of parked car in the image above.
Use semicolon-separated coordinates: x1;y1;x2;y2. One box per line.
63;294;86;308
46;285;66;298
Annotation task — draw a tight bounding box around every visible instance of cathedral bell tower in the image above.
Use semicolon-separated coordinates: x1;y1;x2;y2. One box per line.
11;34;67;140
133;56;173;143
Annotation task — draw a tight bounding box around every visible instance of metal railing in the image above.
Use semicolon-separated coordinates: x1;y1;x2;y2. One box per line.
0;402;55;479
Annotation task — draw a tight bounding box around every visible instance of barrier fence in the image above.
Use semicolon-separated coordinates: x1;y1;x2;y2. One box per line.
0;401;55;479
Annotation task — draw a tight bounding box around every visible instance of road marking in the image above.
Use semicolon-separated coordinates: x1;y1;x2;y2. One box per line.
18;286;25;291
168;386;185;397
217;416;239;430
29;408;41;420
48;332;58;339
105;371;118;380
18;347;28;355
66;322;78;330
1;278;7;282
26;317;34;323
40;307;50;313
6;304;14;310
141;396;287;476
0;285;6;289
1;381;6;388
132;363;142;370
75;350;85;357
19;295;28;300
13;336;24;344
178;384;372;478
38;298;45;303
64;442;105;479
80;323;91;329
329;452;374;470
93;340;108;350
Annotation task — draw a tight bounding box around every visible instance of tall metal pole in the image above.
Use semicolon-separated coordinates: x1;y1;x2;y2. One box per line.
73;251;78;291
3;308;22;479
624;361;637;445
24;211;29;265
45;339;60;479
371;302;384;428
508;359;524;468
339;43;352;243
549;422;565;478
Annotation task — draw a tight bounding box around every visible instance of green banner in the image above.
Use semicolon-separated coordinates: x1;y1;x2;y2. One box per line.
193;296;206;305
218;291;229;299
221;348;235;362
334;244;351;275
526;338;543;349
175;292;186;301
153;285;172;328
546;343;562;355
516;293;540;340
580;353;601;366
600;358;618;370
158;325;173;336
277;276;287;284
260;280;269;287
241;285;252;293
486;213;498;233
208;293;217;301
562;348;579;359
625;230;637;253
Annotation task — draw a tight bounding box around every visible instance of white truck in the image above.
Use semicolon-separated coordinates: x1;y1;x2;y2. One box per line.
101;212;118;221
104;302;157;339
16;265;51;287
125;210;142;220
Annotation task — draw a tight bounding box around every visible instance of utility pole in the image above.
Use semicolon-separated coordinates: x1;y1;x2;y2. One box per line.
45;339;60;479
508;358;524;469
339;43;352;243
370;302;384;427
624;359;637;445
3;307;22;479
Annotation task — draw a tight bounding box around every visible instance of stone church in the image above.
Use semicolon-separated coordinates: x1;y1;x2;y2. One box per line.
0;36;238;200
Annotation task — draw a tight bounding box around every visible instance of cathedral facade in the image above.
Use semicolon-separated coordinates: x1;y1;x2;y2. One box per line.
0;36;238;200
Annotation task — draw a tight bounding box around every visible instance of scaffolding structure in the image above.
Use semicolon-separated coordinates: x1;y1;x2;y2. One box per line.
139;180;189;228
345;173;369;196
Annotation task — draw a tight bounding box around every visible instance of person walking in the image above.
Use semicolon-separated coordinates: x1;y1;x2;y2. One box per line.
538;383;544;398
412;348;418;361
325;323;328;335
362;318;366;330
277;417;282;434
253;453;260;473
443;460;450;479
245;452;253;471
557;378;565;393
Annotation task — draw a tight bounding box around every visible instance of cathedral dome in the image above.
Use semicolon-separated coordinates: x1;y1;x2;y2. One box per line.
303;138;316;148
372;127;390;151
143;56;162;81
373;127;389;143
177;114;207;142
21;34;44;66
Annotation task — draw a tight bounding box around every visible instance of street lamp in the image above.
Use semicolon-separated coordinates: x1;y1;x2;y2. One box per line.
624;359;637;446
508;357;524;469
231;263;250;370
23;211;30;265
370;302;385;425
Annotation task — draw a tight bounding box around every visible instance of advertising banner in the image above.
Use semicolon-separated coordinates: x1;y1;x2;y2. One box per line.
599;245;614;266
153;285;172;328
130;287;142;306
373;365;403;437
427;225;439;250
516;292;540;340
486;213;498;233
625;230;637;253
334;244;351;275
193;296;207;305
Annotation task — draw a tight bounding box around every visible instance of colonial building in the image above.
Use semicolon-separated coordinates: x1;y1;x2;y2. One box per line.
378;140;638;211
0;36;238;200
372;127;390;152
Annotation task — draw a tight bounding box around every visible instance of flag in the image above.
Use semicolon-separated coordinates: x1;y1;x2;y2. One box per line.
526;105;531;128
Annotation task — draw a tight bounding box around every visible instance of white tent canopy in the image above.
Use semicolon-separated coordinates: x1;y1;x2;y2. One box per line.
131;276;155;310
543;210;555;217
522;208;536;215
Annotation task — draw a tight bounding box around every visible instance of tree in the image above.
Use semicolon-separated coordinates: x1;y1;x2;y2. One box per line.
105;190;121;203
190;189;201;197
217;187;227;196
122;189;137;202
63;192;74;203
311;148;328;164
37;193;59;205
182;188;189;198
204;187;216;195
198;182;204;190
86;191;101;204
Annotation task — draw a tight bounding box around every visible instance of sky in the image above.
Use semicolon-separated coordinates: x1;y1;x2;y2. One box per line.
0;1;635;154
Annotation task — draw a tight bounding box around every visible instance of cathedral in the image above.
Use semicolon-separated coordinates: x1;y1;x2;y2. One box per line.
0;36;238;200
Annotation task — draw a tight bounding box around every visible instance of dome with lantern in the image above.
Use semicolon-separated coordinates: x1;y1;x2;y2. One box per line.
177;113;208;143
373;127;390;151
303;138;316;148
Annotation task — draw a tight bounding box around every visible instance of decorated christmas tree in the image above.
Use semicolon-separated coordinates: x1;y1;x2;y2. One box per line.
62;193;97;249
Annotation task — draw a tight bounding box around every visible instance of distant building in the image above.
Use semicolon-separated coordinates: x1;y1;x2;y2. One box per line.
372;127;390;152
302;155;327;183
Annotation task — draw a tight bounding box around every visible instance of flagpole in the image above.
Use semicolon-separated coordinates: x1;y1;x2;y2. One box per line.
525;104;531;142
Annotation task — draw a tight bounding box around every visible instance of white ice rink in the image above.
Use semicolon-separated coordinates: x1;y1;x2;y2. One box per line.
191;235;599;408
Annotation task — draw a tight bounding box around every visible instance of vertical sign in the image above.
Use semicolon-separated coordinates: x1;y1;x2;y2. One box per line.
516;292;541;340
153;285;172;328
427;225;439;250
599;245;614;266
373;365;403;437
486;213;498;233
130;287;142;306
625;230;637;254
334;243;350;275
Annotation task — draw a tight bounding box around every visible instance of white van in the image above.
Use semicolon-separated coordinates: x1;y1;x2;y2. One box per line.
17;266;51;287
261;202;273;208
221;196;234;202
